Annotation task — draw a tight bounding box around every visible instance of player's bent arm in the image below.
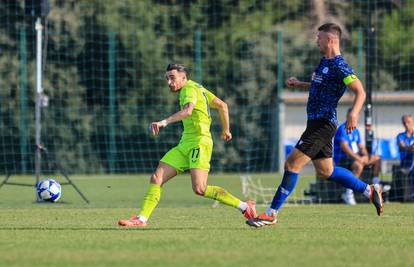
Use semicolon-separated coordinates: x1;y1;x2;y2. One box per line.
286;76;311;90
210;97;232;141
346;80;366;133
150;103;194;136
347;80;366;118
297;81;311;90
164;102;194;125
210;97;229;131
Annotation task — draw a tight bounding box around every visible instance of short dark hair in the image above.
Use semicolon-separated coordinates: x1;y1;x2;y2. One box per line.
402;114;413;123
318;23;342;39
166;63;188;76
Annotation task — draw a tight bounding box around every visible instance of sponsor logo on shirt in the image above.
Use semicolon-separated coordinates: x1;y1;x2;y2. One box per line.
313;74;323;83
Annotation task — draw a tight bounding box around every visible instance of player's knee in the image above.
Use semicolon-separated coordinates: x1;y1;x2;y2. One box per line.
284;160;295;172
150;173;163;185
316;169;331;179
285;161;303;173
192;185;206;196
315;164;334;179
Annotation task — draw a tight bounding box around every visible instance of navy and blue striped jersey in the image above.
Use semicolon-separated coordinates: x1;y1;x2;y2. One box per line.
307;55;358;125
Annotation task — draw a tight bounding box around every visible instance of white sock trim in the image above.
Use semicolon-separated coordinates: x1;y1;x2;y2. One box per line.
363;185;371;199
265;207;277;216
138;215;148;223
238;201;248;212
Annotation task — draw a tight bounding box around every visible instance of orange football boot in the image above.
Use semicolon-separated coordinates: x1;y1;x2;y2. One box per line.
370;184;384;216
118;215;147;227
246;212;277;228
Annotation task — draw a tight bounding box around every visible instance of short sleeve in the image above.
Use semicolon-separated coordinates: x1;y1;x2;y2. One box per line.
337;60;358;85
203;89;216;105
180;86;197;107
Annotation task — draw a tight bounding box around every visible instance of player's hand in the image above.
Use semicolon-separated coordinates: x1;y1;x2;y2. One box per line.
345;111;358;134
286;77;300;88
150;120;167;136
221;130;232;142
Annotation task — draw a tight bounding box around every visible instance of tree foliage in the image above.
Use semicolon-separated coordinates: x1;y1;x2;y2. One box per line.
0;0;412;173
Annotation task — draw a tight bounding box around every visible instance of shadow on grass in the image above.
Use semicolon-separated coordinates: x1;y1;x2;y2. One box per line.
31;201;72;205
0;226;250;231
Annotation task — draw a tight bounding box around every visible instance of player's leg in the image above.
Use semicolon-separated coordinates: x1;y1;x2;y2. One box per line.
190;168;256;219
248;120;332;227
247;148;310;228
342;159;363;205
118;145;186;227
190;153;257;219
118;163;177;227
137;145;187;222
268;148;310;211
189;142;257;219
262;120;328;215
315;157;383;215
316;157;368;193
138;162;177;221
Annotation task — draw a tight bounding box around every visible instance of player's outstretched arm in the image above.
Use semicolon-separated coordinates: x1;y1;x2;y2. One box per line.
346;80;366;133
150;103;194;136
210;97;232;142
285;76;311;90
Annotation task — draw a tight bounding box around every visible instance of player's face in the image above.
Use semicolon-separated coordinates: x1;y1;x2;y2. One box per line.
316;31;329;53
317;31;337;54
165;70;187;92
403;116;414;131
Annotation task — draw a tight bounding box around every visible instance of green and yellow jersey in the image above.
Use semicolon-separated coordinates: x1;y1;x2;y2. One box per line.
179;80;216;144
160;80;216;172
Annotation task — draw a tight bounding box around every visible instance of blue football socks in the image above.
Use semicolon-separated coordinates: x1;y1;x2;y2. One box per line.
269;170;299;211
328;166;367;193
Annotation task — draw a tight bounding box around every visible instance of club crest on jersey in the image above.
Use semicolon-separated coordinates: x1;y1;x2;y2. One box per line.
322;67;329;74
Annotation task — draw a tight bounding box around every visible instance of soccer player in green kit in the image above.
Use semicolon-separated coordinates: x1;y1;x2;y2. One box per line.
118;63;256;227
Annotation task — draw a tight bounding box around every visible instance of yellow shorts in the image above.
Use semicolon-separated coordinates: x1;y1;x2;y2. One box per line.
160;140;213;173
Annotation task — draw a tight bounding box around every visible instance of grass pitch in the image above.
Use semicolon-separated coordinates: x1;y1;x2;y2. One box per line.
0;174;413;267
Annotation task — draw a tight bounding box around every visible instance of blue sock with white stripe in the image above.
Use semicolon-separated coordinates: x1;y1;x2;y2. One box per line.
328;166;367;193
269;170;299;211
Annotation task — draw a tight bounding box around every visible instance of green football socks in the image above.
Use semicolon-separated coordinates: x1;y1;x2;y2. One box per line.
204;185;241;209
139;183;161;220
